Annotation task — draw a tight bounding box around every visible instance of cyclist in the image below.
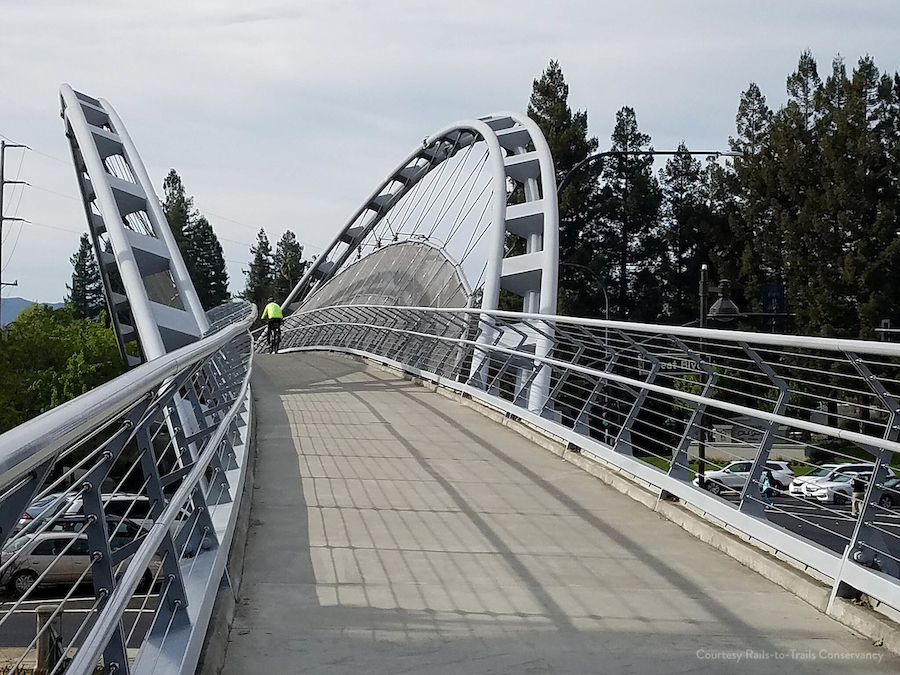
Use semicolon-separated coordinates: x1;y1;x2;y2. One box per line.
261;297;283;353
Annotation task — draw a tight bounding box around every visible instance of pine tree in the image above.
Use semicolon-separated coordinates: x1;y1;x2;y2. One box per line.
726;82;777;315
65;234;105;320
658;143;709;323
273;231;308;300
527;61;604;317
730;83;774;156
773;52;835;335
786;50;822;133
598;107;662;320
188;216;230;310
243;228;275;308
162;170;193;263
162;170;230;310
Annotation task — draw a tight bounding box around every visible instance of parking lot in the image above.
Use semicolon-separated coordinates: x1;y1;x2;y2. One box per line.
713;488;900;558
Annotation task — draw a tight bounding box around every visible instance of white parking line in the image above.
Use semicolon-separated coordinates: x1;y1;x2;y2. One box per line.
0;607;156;615
0;595;157;609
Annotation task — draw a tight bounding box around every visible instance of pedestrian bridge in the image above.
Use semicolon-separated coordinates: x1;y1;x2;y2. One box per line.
220;351;895;673
0;87;899;674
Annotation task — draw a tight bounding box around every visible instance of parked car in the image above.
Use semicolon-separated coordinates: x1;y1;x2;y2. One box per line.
791;463;895;500
42;516;149;550
693;460;795;495
803;472;872;504
0;530;160;596
789;464;841;496
15;492;75;533
877;477;900;509
17;493;154;535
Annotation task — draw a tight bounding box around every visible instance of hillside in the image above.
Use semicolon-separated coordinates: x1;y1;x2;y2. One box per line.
1;297;65;327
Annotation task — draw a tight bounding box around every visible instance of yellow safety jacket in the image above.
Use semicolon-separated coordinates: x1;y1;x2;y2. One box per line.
261;302;283;320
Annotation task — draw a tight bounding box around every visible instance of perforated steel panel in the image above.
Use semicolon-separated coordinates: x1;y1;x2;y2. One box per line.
301;241;472;311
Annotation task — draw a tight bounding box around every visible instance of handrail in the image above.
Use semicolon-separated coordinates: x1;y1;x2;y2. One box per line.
280;302;900;617
282;317;900;457
66;334;255;675
292;303;900;358
0;300;257;675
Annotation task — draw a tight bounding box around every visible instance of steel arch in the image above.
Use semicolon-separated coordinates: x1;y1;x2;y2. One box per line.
282;114;559;319
283;112;559;412
60;85;209;366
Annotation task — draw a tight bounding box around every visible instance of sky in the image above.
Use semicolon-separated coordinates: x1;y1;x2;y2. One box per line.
1;0;899;303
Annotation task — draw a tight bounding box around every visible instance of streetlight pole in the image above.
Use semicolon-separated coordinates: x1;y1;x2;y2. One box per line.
557;148;741;326
697;263;709;488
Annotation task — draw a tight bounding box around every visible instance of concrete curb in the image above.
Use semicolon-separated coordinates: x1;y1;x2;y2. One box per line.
197;392;258;675
340;351;900;658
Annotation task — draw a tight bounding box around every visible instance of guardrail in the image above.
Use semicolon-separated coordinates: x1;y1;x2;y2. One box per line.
0;301;256;675
279;304;900;617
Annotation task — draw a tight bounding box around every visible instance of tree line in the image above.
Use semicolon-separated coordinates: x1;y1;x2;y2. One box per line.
532;52;900;339
13;51;898;435
242;228;310;308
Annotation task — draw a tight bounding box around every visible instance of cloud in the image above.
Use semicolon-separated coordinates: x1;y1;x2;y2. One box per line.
1;0;899;301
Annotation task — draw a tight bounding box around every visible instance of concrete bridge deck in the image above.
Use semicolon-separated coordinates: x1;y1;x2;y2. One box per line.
221;352;896;674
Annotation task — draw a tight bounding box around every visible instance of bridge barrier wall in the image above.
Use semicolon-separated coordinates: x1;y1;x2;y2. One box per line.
196;390;257;675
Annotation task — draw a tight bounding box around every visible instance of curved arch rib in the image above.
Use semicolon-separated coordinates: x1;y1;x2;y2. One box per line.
284;112;559;414
60;84;209;366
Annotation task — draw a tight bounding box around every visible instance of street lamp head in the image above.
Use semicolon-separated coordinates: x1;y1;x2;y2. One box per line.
708;279;741;321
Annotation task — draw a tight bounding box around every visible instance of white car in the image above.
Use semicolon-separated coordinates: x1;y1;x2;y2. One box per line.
803;472;872;504
20;493;153;534
693;460;794;496
790;463;895;499
788;464;841;496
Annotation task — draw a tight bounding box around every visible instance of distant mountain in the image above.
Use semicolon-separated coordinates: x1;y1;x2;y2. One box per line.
1;297;65;327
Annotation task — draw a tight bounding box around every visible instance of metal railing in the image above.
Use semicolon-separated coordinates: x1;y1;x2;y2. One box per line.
0;301;256;675
279;304;900;616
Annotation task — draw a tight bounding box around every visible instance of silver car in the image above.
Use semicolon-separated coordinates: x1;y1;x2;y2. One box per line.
1;530;161;596
694;460;795;495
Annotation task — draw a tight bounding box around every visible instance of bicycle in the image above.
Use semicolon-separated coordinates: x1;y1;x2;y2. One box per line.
266;320;282;354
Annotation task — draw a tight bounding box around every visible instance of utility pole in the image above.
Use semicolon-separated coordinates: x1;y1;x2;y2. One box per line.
0;140;28;327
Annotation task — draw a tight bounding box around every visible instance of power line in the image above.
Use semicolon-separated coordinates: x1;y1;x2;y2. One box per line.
0;141;29;321
2;221;25;273
197;207;325;253
2;152;26;247
27;183;79;201
0;132;69;166
26;220;82;235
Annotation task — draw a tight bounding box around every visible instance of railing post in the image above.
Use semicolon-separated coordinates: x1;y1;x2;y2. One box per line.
842;353;900;579
35;604;60;675
573;381;603;439
843;453;899;578
738;344;790;517
79;397;153;675
0;458;54;551
667;339;717;484
135;424;188;608
612;332;660;457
